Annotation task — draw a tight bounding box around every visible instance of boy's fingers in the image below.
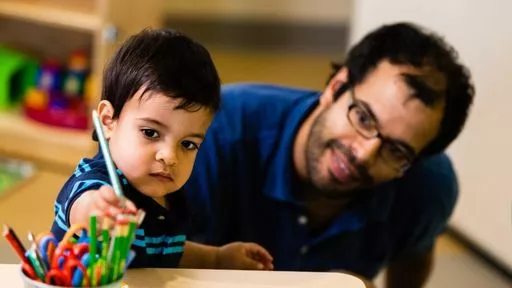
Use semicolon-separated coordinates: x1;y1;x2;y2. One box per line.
240;257;264;270
99;186;137;212
264;262;274;270
95;197;121;218
245;243;273;262
242;243;274;270
94;197;110;211
123;199;137;213
257;248;273;262
99;186;121;204
106;205;122;219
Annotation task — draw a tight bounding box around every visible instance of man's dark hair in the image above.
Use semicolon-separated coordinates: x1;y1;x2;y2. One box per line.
93;28;221;140
329;22;474;157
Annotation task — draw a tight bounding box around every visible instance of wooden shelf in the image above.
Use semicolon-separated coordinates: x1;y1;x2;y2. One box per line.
0;0;101;32
0;0;165;170
0;111;95;170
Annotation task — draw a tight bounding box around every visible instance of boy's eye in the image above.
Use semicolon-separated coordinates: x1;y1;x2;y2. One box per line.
141;128;159;139
181;140;199;151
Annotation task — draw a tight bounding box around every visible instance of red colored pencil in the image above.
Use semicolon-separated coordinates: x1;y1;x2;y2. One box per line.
2;224;30;266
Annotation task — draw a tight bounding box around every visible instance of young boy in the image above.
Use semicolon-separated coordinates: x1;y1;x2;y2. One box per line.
50;28;273;270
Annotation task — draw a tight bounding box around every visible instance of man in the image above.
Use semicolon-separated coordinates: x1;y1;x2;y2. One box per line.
184;22;474;288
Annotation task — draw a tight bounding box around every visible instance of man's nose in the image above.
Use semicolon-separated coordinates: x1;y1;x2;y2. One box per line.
354;137;381;165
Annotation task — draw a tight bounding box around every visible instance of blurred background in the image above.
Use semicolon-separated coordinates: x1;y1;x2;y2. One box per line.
0;1;510;287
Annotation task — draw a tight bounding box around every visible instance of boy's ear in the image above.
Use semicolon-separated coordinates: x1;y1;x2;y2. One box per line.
96;100;116;139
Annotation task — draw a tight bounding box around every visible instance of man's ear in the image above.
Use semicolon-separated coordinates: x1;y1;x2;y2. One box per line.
96;100;116;139
320;67;349;106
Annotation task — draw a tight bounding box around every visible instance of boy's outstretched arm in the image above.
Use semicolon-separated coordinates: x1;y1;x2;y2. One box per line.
180;241;274;270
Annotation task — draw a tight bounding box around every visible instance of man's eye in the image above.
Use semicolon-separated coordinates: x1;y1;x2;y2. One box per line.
355;108;373;129
181;140;199;151
386;144;409;161
141;129;159;139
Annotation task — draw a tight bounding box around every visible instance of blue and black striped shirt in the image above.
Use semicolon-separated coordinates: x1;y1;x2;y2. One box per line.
50;150;189;268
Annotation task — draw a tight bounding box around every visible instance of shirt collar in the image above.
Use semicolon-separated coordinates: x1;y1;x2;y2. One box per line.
262;93;318;202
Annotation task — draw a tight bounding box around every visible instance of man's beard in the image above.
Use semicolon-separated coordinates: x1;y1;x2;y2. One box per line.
304;109;374;200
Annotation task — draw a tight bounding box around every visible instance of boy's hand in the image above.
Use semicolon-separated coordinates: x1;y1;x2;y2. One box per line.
90;186;137;220
71;185;137;227
215;242;274;270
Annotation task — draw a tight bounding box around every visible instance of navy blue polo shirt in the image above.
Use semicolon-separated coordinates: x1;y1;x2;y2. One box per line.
51;150;189;268
184;83;458;279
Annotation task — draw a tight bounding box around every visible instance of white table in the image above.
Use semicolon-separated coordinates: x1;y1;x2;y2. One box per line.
0;264;366;287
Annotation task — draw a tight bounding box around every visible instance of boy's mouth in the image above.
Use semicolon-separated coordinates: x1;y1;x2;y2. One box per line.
149;172;174;182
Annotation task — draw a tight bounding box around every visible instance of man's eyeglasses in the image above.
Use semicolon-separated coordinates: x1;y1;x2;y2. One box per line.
346;89;414;172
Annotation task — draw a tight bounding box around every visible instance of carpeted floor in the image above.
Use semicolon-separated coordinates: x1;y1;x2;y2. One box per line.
374;234;511;287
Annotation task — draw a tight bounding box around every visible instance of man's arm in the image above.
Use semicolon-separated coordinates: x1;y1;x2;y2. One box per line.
385;248;434;288
385;154;457;288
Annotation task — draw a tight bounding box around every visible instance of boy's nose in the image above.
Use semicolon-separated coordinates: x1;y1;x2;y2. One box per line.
156;148;178;166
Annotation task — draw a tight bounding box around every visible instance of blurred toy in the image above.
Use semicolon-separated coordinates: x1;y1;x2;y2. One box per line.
36;59;62;92
0;46;38;110
62;50;89;97
23;88;48;110
84;74;96;104
22;50;91;130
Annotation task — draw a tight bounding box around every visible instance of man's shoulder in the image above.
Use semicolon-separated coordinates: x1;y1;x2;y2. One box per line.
382;153;459;255
221;82;317;100
211;83;319;140
388;153;458;225
398;153;458;202
220;83;318;114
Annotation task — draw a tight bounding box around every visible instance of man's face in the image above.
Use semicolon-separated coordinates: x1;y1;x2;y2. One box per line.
304;60;444;198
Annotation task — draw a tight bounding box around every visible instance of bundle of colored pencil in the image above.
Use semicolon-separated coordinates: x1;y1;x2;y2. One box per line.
2;210;145;287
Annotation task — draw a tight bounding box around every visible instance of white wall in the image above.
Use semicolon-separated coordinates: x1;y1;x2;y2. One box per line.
350;0;512;271
167;0;352;24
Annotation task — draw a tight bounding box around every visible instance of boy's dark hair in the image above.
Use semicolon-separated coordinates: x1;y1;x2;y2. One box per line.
93;28;221;140
329;22;474;157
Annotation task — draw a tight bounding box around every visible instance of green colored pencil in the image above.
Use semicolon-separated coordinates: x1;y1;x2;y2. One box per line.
26;249;45;281
100;218;111;285
89;215;97;281
117;218;133;277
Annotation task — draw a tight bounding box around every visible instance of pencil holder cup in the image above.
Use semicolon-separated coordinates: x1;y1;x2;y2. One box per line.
19;266;125;288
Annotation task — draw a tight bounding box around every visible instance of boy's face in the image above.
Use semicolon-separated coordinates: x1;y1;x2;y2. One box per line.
98;88;213;201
